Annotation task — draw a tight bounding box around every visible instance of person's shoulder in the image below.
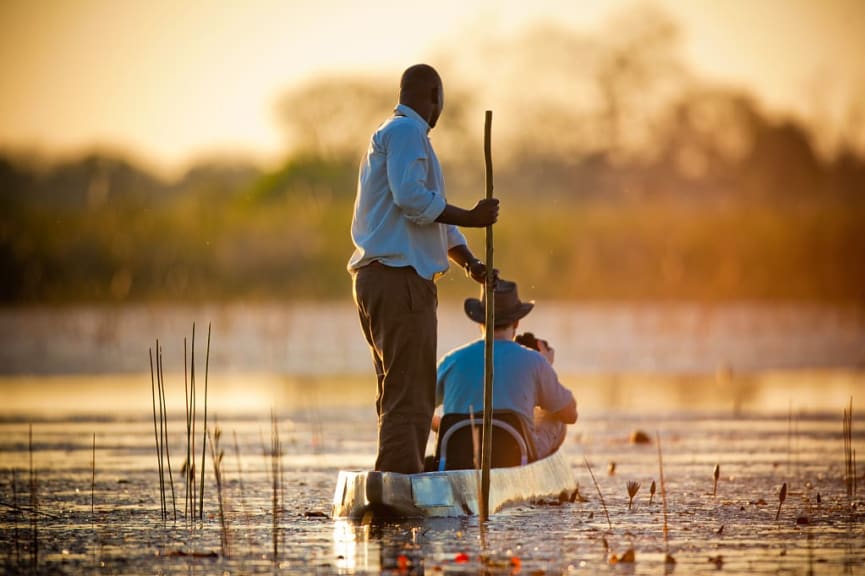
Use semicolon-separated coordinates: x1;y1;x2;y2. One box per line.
441;339;482;362
505;339;541;357
509;341;556;371
380;113;424;140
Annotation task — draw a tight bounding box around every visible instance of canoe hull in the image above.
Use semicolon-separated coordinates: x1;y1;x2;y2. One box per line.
332;450;575;519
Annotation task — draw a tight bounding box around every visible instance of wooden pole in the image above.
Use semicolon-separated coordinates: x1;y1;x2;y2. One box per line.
480;110;495;521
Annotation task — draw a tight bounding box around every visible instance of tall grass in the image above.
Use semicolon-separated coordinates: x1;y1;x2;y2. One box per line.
232;430;247;514
207;425;230;557
190;326;198;521
269;411;283;563
157;344;177;521
151;324;213;529
199;323;212;520
583;457;611;530
149;348;166;521
183;336;193;521
656;432;673;563
12;468;20;563
232;429;253;550
90;433;96;520
843;397;856;499
29;424;38;572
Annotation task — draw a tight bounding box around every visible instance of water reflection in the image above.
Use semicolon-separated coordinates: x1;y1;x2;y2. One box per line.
333;518;472;574
333;520;379;573
333;519;422;573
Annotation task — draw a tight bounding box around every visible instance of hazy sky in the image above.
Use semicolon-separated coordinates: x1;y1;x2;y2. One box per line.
1;0;863;175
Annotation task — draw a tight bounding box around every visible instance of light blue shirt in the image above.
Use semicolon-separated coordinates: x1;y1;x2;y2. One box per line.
436;339;574;424
347;104;467;280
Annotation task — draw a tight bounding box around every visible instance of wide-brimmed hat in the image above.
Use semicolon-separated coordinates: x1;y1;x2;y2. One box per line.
464;279;534;327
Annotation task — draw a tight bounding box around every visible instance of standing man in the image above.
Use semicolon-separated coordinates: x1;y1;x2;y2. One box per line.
348;64;499;474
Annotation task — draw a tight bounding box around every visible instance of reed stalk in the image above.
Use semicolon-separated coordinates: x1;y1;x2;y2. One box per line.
91;433;96;519
270;411;282;563
150;347;166;521
157;345;177;522
12;468;19;563
843;398;854;498
207;426;230;558
583;457;611;530
184;336;192;521
190;325;197;521
232;429;252;549
199;322;211;521
29;424;37;571
232;430;246;513
656;432;669;554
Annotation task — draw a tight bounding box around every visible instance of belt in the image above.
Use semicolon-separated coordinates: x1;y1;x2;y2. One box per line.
361;260;436;281
363;260;415;273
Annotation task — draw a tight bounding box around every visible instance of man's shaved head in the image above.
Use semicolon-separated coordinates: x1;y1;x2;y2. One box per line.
399;64;444;128
400;64;441;97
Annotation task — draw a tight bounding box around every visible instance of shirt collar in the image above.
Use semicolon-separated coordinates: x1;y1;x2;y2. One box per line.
394;103;431;133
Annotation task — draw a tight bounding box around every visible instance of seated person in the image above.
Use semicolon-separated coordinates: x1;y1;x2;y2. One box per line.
434;279;577;461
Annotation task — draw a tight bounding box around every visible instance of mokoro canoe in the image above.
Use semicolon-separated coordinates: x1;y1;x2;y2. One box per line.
332;450;576;519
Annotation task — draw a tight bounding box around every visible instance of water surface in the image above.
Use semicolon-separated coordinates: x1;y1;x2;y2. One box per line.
1;375;863;574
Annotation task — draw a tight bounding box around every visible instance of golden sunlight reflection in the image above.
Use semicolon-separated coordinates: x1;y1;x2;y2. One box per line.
333;521;379;573
1;371;862;418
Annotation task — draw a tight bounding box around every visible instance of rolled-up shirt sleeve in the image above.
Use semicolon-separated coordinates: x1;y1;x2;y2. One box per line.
385;124;446;225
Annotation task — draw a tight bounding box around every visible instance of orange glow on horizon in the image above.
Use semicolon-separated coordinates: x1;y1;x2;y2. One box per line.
0;0;862;175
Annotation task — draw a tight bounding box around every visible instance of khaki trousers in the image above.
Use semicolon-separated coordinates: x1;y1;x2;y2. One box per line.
353;264;437;474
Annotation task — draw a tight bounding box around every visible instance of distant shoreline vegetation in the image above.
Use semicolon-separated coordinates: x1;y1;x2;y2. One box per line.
3;67;865;305
1;140;862;305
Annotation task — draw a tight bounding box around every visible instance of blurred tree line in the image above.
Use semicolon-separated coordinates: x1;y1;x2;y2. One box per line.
2;12;863;304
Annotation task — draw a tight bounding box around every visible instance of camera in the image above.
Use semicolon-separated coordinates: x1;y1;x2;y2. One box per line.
515;332;547;351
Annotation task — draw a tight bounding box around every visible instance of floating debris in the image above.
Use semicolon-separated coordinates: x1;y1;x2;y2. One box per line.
708;554;724;568
627;480;641;511
630;430;651;444
713;464;720;497
610;548;635;564
775;482;787;521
